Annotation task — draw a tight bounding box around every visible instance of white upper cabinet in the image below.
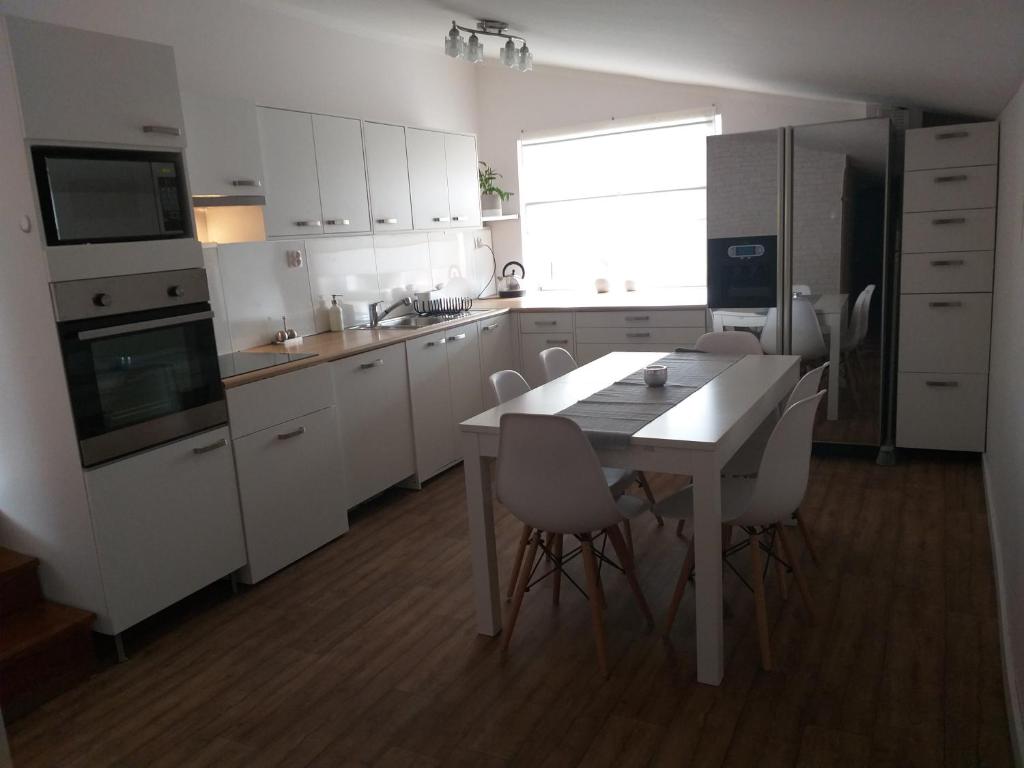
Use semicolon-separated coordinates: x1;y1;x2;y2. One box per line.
257;107;324;237
181;91;265;198
7;16;185;148
445;133;482;227
312;114;371;235
406;128;451;230
363;122;414;232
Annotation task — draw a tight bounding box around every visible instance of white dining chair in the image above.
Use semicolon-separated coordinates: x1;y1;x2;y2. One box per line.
840;284;876;404
760;297;827;360
647;390;825;670
496;413;654;676
539;346;578;383
694;330;764;356
490;369;531;405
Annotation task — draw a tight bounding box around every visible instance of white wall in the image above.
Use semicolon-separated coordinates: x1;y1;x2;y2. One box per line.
0;19;108;619
0;0;478;134
475;61;867;272
985;77;1024;760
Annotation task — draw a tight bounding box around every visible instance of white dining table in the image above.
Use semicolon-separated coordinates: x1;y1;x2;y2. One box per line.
459;351;800;686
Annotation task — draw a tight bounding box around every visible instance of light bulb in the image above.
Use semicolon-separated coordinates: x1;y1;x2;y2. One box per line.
501;38;517;68
445;23;464;58
467;33;484;64
517;44;533;72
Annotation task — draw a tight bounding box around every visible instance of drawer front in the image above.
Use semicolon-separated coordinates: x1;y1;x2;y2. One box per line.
576;342;680;365
574;309;706;328
519;312;573;334
898;293;992;373
576;326;702;345
519;332;575;387
904;122;998;171
896;373;988;452
902;209;995;253
227;364;333;438
900;251;993;294
903;166;997;213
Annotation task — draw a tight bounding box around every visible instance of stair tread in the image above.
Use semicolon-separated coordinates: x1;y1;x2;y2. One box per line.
0;601;94;663
0;547;38;582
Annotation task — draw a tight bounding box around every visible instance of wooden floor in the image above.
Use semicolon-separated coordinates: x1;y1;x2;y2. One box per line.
8;453;1013;767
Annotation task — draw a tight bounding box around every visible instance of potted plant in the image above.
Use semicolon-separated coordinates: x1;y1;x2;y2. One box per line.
478;161;513;217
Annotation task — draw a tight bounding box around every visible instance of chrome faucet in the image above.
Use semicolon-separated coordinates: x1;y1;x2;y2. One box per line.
367;296;412;328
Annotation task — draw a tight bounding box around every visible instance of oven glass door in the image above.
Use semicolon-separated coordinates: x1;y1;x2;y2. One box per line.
58;304;226;466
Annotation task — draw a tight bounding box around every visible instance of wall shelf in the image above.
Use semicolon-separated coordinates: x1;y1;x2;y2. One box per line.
481;213;519;223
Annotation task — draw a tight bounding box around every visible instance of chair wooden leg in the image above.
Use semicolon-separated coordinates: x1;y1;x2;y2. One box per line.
663;539;695;636
552;534;563;606
794;510;819;566
606;525;653;630
506;524;532;601
749;531;773;671
635;472;662;525
622;519;634;556
503;530;540;654
580;536;609;677
776;524;816;624
772;530;789;600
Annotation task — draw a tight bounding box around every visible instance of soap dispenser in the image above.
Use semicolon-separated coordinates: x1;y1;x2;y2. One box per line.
328;294;344;332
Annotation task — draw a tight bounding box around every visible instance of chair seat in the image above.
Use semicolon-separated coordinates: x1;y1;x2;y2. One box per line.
603;467;634;492
653;477;756;525
615;493;650;521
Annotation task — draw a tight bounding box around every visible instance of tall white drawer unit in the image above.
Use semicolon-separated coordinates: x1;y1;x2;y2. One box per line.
897;122;998;452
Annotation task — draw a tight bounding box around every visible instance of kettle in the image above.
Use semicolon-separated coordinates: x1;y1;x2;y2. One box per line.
497;260;526;298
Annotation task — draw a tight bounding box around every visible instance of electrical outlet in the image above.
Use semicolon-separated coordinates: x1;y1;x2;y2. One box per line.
285;249;303;268
473;237;484;249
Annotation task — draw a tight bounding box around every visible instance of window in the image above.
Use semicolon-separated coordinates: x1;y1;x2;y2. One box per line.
518;111;717;291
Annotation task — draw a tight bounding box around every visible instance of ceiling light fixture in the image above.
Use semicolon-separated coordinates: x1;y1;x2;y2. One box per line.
444;19;532;72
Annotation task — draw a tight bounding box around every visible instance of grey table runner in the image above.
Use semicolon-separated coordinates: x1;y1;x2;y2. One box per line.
557;352;741;448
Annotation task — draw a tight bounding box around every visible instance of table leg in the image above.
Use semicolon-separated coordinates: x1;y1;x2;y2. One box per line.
691;452;724;685
462;432;501;636
826;313;841;420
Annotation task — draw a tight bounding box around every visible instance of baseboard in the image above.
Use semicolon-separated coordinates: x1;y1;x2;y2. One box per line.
982;455;1024;766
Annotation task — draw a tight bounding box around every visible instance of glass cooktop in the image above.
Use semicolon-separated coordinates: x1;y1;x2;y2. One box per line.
218;351;317;379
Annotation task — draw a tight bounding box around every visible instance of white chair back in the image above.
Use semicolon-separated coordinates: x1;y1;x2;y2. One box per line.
694;331;764;355
539;347;577;382
490;370;530;404
760;299;827;360
785;362;829;409
742;391;825;526
846;284;876;349
496;413;624;534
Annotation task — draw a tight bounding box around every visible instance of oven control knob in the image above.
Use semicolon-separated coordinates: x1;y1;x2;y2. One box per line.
167;285;185;298
93;293;112;308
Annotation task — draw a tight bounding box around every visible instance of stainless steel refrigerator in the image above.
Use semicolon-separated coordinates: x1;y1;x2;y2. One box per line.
706;117;898;456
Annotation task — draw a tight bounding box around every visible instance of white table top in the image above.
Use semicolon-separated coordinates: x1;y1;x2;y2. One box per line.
461;352;801;451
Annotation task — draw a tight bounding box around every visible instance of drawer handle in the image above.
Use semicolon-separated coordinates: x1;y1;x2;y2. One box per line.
546;339;570;344
930;258;965;267
534;320;558;326
142;124;182;136
447;333;467;342
231;178;262;188
925;380;959;388
360;358;385;369
277;426;306;440
452;215;463;222
933;174;968;184
192;438;227;455
932;217;966;225
294;219;322;227
626;332;651;339
425;339;446;347
325;218;351;226
935;130;970;140
625;315;650;321
376;217;399;225
482;323;499;331
432;216;451;223
928;301;963;308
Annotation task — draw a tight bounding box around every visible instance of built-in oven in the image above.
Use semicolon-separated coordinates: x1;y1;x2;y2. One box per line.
52;269;226;467
31;145;191;247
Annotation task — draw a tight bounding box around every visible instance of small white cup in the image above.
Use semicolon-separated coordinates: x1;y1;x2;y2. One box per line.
595;278;610;293
644;364;668;387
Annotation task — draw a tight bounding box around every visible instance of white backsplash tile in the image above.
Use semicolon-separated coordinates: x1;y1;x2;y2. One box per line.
306;236;381;331
372;233;432;303
428;229;495;299
201;244;233;355
218;240;316;350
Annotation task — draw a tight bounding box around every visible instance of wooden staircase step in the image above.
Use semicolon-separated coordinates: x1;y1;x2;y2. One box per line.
0;546;42;618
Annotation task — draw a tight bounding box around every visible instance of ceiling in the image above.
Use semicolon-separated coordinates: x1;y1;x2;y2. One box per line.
251;0;1024;117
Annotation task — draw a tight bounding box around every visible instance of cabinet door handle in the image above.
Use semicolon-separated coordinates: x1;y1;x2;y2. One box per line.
432;216;451;223
425;339;446;347
376;218;399;225
925;380;959;388
626;332;651;338
481;323;499;331
360;358;385;369
294;219;322;227
451;215;463;222
932;217;966;225
928;301;963;308
933;174;968;184
325;218;351;226
546;339;570;344
930;258;965;267
142;124;182;136
447;333;467;342
192;438;227;455
231;178;262;188
276;426;306;440
624;315;651;321
935;130;969;140
534;320;558;326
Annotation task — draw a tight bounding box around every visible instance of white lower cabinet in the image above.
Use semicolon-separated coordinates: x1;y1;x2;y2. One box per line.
84;427;246;634
232;407;348;584
446;323;484;448
333;344;416;505
896;373;988;452
478;314;517;406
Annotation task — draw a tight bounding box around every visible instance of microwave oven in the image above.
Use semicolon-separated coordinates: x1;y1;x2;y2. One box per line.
31;145;191;247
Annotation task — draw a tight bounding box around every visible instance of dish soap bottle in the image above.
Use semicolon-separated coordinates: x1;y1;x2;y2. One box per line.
328;294;344;332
